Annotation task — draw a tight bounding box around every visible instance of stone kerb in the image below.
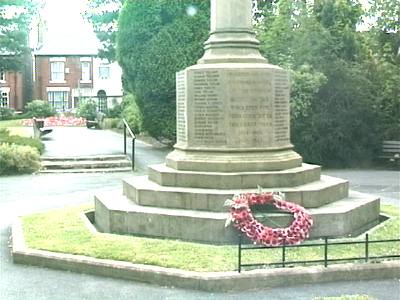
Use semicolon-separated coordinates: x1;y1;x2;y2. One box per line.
12;216;400;292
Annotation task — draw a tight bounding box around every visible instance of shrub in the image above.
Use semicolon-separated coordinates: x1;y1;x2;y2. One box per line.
291;63;380;167
24;100;56;118
77;100;97;121
107;99;123;118
0;107;15;120
0;143;41;175
121;93;142;133
0;129;44;154
101;118;120;129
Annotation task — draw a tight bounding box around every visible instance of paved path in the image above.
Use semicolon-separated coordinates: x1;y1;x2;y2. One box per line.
1;127;399;299
41;127;170;174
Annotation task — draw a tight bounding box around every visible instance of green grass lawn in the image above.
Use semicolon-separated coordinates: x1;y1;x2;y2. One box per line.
21;204;400;272
0;119;32;137
0;119;24;127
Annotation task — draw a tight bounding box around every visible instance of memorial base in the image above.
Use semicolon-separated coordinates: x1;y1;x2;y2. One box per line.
94;162;381;244
166;148;302;172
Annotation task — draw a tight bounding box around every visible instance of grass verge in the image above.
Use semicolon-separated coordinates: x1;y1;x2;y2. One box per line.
0;119;24;127
0;119;31;137
21;204;399;272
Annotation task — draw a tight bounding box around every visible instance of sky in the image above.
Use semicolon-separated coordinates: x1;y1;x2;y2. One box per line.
39;0;99;50
38;0;374;51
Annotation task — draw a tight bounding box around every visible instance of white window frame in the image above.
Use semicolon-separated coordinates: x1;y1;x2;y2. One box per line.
50;61;65;83
99;65;110;80
0;90;9;107
0;72;5;82
81;61;91;83
47;89;69;111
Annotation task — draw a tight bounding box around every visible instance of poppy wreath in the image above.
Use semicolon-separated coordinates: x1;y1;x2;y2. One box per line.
225;191;313;246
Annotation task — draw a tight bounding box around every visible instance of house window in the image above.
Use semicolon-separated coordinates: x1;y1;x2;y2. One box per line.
0;72;5;82
48;91;68;110
0;91;9;107
50;61;65;82
81;61;91;82
99;65;110;79
97;90;107;113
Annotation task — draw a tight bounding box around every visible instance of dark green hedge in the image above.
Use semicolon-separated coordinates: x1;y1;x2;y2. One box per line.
117;0;210;141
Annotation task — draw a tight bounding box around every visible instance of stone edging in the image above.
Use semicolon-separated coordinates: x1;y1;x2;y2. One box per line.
12;218;400;292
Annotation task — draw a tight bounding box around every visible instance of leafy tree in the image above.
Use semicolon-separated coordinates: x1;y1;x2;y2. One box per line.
0;0;37;72
369;0;399;33
361;0;400;140
258;0;381;166
85;0;123;62
117;0;210;141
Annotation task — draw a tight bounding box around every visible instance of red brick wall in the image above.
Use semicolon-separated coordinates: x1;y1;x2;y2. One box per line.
34;56;94;109
0;71;24;110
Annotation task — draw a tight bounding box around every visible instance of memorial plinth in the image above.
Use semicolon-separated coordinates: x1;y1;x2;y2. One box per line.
94;0;380;244
167;63;302;172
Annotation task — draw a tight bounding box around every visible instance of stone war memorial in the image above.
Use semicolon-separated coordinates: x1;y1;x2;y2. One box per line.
94;0;380;244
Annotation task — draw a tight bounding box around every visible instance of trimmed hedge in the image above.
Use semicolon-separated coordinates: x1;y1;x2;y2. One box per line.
117;0;210;141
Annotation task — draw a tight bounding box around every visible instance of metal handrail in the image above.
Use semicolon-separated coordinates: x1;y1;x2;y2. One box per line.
122;118;136;171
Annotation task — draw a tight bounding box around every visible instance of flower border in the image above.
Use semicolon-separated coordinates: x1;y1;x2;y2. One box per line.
225;191;313;246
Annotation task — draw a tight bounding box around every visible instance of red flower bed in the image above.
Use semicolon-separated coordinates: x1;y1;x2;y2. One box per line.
225;192;313;246
22;116;86;127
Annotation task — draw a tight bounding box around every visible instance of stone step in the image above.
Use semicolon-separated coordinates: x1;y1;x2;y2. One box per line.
41;159;132;170
41;154;129;162
39;155;132;173
123;175;349;211
148;163;321;189
94;190;380;244
40;167;132;174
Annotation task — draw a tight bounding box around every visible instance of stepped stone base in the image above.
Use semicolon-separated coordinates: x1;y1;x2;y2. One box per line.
148;163;321;189
94;160;381;244
122;175;349;212
94;190;380;244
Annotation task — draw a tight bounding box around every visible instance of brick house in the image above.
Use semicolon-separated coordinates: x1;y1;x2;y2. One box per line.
34;43;123;112
0;56;33;111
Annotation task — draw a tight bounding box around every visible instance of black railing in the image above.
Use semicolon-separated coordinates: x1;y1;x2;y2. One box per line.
122;118;136;171
237;234;400;273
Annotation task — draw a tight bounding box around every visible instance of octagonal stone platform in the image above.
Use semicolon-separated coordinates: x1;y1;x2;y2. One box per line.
95;189;379;244
94;160;380;244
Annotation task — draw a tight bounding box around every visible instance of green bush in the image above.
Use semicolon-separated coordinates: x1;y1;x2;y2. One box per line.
117;0;210;141
24;100;56;118
107;99;123;118
76;100;97;121
101;118;120;129
0;107;15;120
0;143;41;175
121;93;142;133
290;63;380;167
0;129;44;154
